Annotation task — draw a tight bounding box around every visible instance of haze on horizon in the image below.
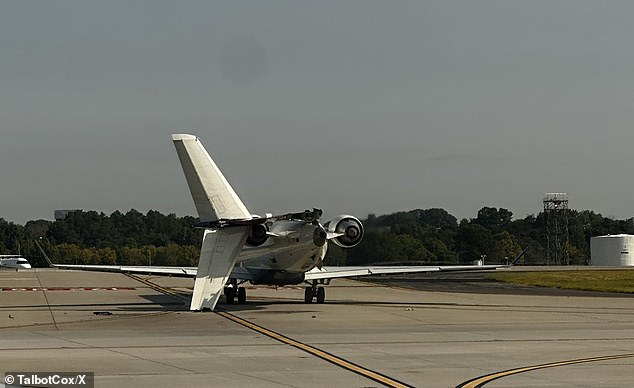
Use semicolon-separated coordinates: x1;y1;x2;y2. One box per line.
2;1;634;225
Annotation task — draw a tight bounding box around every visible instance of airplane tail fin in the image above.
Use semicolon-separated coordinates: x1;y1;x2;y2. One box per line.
172;134;252;311
172;134;252;223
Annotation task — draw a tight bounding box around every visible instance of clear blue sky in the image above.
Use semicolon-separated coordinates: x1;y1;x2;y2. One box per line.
2;1;634;224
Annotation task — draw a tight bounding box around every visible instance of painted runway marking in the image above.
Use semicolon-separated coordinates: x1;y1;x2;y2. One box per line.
217;310;414;388
456;353;634;388
1;287;135;291
124;274;187;302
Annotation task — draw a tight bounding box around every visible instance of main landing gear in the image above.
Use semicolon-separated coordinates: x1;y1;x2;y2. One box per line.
304;280;326;304
224;279;247;305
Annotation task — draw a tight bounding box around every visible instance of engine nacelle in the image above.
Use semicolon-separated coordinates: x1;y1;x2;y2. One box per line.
324;215;364;248
245;223;269;247
313;226;327;247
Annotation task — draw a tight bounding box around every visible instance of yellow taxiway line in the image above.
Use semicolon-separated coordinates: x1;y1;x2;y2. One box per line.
124;274;188;302
217;310;414;388
128;274;414;387
457;353;634;388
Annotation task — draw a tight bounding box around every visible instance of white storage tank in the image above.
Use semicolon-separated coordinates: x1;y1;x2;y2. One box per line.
590;234;634;266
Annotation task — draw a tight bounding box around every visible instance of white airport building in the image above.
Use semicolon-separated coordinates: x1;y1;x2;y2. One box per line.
590;234;634;266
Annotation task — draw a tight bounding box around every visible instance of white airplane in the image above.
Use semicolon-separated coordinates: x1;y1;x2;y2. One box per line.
44;134;523;311
0;255;32;269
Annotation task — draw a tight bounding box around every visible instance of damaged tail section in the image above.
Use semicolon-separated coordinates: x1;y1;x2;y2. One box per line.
172;134;251;311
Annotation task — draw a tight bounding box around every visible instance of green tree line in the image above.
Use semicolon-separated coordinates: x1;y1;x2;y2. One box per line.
1;207;633;267
348;207;634;265
0;210;202;267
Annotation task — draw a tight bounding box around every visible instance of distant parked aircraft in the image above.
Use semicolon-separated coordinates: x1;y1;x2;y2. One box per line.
0;255;32;269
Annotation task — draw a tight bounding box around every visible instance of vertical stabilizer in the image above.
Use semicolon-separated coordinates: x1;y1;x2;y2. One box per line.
172;134;251;311
172;134;251;222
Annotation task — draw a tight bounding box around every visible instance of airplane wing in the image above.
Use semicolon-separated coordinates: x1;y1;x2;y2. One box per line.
304;264;510;281
41;260;261;281
44;264;198;276
42;263;509;280
304;247;527;280
41;230;250;312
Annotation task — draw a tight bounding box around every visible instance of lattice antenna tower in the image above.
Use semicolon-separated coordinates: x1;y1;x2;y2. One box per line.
543;193;569;265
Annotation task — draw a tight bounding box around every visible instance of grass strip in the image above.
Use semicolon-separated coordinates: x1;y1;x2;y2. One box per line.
488;270;634;293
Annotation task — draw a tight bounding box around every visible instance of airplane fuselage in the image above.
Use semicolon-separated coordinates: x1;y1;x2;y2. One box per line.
234;220;328;285
0;255;32;269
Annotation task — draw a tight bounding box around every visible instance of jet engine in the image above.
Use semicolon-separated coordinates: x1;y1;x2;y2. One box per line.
324;215;364;248
313;226;327;247
245;223;269;247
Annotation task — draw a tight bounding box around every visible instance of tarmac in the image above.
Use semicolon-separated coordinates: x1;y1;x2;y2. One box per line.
1;268;633;387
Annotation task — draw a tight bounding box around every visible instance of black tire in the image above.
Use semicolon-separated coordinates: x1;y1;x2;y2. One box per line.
224;287;236;304
316;287;325;303
304;287;314;303
237;287;247;304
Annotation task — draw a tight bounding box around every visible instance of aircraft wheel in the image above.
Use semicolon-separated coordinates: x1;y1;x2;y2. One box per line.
304;287;314;303
316;287;325;304
237;287;247;304
224;287;236;304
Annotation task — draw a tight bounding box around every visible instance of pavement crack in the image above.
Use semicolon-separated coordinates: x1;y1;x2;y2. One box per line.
35;332;199;374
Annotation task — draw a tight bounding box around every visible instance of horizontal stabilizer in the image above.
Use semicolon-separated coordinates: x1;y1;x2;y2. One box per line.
190;227;250;311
